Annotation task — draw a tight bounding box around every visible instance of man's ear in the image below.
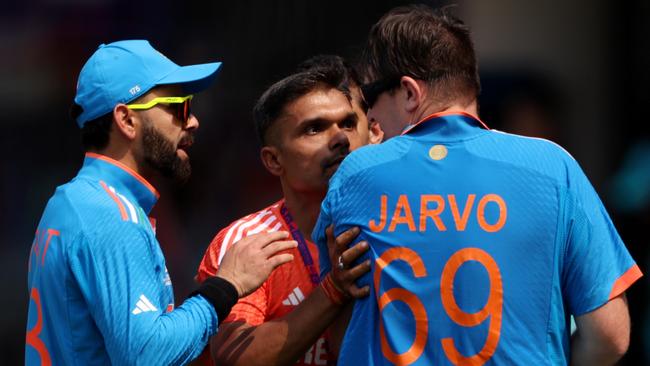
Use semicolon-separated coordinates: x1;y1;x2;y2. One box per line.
260;145;283;177
369;121;384;144
113;104;137;141
401;76;424;114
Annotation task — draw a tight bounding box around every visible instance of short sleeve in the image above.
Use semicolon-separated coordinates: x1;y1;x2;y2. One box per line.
313;192;334;280
561;159;642;315
312;150;371;281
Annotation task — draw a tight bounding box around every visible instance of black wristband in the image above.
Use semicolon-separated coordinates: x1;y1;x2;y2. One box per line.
192;276;239;325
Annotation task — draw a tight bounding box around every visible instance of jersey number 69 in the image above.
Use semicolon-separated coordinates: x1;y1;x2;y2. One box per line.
374;247;503;366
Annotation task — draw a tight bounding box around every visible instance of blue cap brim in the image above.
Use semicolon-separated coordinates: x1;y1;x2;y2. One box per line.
156;62;222;94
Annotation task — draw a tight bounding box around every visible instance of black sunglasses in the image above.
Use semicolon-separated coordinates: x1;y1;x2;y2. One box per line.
360;77;401;109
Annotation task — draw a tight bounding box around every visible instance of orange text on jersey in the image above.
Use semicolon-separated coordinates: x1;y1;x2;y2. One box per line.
368;194;507;233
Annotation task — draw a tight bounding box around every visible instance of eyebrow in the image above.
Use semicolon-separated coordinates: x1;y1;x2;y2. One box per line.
344;111;359;124
299;111;358;127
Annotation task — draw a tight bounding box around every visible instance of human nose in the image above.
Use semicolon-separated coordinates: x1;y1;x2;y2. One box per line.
185;114;199;131
328;124;350;151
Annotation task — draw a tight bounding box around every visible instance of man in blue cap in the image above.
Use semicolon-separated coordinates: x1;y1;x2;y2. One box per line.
25;40;297;365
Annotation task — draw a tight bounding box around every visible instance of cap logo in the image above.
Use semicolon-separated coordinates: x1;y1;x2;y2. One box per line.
129;85;141;96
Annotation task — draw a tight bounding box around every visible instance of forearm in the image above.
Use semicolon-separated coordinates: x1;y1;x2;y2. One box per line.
89;254;226;364
212;286;342;366
120;276;237;365
123;295;219;365
570;295;630;366
570;331;625;366
327;301;353;358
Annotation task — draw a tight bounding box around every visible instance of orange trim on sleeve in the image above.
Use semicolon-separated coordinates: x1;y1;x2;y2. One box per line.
86;152;160;199
100;181;129;221
609;264;643;300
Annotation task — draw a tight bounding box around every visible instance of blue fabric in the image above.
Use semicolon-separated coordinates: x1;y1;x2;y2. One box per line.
26;155;218;365
313;113;638;365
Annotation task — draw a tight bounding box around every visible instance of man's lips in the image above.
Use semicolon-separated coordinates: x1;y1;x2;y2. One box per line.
177;135;194;150
323;154;346;170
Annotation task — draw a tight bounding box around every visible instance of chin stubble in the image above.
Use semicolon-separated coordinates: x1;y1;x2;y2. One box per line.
141;122;192;184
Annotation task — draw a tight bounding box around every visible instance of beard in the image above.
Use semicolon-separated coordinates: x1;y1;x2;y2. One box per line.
141;122;192;184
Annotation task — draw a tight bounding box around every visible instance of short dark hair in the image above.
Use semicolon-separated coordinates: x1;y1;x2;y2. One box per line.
361;4;480;102
297;55;368;113
296;55;362;87
71;103;113;151
253;57;354;146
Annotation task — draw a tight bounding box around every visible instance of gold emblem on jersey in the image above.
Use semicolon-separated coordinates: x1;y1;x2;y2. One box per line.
429;145;448;161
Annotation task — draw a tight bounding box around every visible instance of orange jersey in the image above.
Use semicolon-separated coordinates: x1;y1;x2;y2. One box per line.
197;199;332;365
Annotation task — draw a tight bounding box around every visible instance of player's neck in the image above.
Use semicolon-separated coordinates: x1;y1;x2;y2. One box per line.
281;185;323;240
416;98;479;122
90;145;157;184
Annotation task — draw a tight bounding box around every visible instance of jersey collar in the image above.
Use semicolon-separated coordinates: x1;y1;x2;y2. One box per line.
401;111;490;141
78;153;159;213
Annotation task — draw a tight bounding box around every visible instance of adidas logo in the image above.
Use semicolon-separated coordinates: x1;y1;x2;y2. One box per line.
132;294;158;315
282;287;305;306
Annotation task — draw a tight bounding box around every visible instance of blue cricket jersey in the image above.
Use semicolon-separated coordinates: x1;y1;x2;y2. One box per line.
313;112;641;365
26;153;218;365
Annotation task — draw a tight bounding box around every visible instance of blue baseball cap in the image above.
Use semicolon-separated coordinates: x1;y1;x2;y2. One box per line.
74;40;222;127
